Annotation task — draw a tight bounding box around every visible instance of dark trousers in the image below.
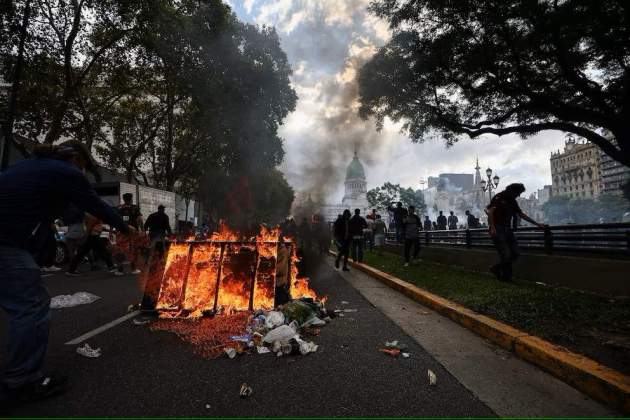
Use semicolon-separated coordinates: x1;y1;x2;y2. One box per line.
351;237;364;262
68;235;114;272
0;246;50;388
491;226;519;281
404;238;420;263
335;239;350;268
395;224;403;243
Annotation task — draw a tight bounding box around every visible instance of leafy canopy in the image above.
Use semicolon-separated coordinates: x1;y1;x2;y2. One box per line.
359;0;630;166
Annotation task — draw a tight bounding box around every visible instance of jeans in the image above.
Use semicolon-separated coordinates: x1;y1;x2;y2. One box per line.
351;236;364;263
404;238;420;263
395;224;403;243
0;245;50;388
491;226;519;281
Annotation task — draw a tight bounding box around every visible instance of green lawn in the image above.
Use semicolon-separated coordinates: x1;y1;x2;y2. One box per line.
361;250;630;373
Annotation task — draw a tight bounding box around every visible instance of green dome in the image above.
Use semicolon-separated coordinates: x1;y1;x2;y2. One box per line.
346;154;365;180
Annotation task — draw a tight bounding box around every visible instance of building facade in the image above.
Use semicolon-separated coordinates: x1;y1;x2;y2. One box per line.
320;152;370;222
600;136;630;196
550;138;602;199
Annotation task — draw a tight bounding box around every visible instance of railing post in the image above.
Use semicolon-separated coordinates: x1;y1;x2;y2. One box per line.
626;231;630;251
544;226;553;254
465;229;471;248
425;230;430;246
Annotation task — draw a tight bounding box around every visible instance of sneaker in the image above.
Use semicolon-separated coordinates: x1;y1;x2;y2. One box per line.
65;271;80;277
9;374;68;403
131;269;142;275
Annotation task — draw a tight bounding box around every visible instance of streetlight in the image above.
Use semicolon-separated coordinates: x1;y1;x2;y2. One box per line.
480;167;500;203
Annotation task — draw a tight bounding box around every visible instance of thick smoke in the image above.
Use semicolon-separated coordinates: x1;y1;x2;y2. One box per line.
265;1;390;206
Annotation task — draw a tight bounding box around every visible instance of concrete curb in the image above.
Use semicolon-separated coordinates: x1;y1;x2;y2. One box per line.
329;251;630;414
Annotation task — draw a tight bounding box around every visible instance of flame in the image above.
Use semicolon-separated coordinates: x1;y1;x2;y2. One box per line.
153;224;320;318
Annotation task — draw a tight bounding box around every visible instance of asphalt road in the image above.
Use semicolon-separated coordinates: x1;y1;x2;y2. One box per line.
1;254;495;417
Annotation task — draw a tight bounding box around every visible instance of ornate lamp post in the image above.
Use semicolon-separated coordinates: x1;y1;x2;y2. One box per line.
480;167;500;203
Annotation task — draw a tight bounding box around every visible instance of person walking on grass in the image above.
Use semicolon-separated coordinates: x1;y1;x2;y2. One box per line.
402;206;422;267
0;141;132;406
486;183;546;282
334;210;351;271
349;209;368;263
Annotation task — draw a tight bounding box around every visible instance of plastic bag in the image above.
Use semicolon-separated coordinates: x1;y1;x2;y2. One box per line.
282;300;316;325
263;324;297;344
76;343;101;358
51;292;100;309
264;311;285;329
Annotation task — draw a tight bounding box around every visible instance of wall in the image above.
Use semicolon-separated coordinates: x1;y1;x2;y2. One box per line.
384;243;630;296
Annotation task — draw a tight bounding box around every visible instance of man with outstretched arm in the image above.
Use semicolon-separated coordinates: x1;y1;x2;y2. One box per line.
486;183;546;282
0;141;133;406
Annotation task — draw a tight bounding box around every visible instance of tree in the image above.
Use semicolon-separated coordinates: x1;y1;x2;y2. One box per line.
367;182;427;213
359;0;630;167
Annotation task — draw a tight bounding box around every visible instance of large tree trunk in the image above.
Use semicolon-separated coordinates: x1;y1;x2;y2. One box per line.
1;0;31;169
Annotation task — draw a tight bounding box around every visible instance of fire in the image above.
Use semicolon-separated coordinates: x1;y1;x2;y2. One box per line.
153;223;319;318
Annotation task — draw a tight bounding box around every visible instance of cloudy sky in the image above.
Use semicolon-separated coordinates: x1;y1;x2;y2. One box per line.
227;0;567;202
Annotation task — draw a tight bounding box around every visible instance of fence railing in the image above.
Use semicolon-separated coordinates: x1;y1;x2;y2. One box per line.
384;222;630;255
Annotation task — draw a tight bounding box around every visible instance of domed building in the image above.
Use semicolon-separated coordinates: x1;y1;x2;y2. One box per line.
320;151;370;222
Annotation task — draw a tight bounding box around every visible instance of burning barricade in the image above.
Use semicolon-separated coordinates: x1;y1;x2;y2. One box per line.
144;224;330;359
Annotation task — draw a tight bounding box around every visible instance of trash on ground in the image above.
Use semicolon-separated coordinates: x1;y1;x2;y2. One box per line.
379;348;401;357
257;346;271;354
224;347;237;359
205;404;211;409
341;301;349;305
51;292;100;309
263;324;298;344
428;369;437;386
264;311;285;329
343;309;357;313
384;340;408;350
303;316;326;327
76;343;101;358
132;317;150;325
402;352;410;358
239;383;253;398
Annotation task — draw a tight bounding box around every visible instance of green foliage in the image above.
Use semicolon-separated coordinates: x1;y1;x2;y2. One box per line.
359;0;630;167
367;182;426;213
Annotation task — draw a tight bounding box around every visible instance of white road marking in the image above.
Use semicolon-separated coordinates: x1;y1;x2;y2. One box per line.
65;310;141;345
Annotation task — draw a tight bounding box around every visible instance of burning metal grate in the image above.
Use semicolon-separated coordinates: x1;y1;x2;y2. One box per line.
154;225;316;318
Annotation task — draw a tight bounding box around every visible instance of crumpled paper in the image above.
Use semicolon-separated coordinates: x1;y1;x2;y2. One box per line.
76;343;102;358
51;292;100;309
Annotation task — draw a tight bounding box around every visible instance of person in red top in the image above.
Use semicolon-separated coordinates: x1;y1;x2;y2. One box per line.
486;183;546;282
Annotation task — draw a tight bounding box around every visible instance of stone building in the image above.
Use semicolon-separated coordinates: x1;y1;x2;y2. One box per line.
600;136;630;196
320;152;370;222
550;138;602;199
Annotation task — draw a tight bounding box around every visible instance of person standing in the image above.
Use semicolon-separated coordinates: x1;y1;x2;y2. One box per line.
334;210;351;271
349;209;368;263
423;215;432;231
365;214;375;252
372;215;387;254
436;211;447;230
115;193;143;275
465;210;478;228
0;141;131;403
402;206;421;267
62;204;86;264
144;205;172;258
387;202;407;243
486;183;546;282
447;211;459;230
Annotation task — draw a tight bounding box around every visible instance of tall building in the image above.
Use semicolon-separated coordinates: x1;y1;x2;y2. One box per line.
550;138;602;199
599;136;630;196
537;185;552;205
320;152;370;221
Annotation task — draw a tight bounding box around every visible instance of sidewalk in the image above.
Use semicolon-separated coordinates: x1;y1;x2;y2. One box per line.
329;256;618;417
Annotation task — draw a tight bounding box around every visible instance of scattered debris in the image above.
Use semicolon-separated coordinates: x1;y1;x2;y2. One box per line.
428;369;437;386
239;383;253;398
342;309;357;313
224;347;237;359
205;404;211;410
379;348;401;357
51;292;100;309
132;317;150;326
402;352;410;358
127;303;141;313
263;324;298;344
76;343;101;358
264;311;285;329
341;301;349;305
257;346;270;354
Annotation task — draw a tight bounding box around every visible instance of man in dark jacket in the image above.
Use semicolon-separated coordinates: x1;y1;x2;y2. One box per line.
436;211;448;230
144;205;172;257
387;202;407;243
486;183;546;282
402;206;422;266
334;210;351;271
447;211;459;230
348;209;368;263
0;141;131;404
